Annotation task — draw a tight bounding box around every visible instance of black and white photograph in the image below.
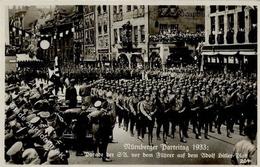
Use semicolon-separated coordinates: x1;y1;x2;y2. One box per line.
4;4;257;165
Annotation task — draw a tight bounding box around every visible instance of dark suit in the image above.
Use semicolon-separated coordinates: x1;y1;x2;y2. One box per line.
65;86;77;108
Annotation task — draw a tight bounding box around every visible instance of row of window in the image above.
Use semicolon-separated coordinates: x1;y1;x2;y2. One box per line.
210;6;236;13
113;25;146;44
210;12;245;33
98;24;108;35
97;5;107;15
158;24;205;33
113;5;145;14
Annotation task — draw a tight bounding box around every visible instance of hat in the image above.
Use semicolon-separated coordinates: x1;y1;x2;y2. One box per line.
13;94;19;101
22;148;39;164
47;150;60;162
106;91;112;98
5;95;12;104
7;141;23;156
94;101;102;108
30;116;40;124
144;92;150;96
70;79;75;83
38;111;50;119
24;92;30;97
26;114;36;122
45;126;55;136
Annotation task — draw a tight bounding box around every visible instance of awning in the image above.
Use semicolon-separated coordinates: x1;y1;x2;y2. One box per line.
16;54;42;62
218;51;237;56
201;52;219;56
239;51;257;56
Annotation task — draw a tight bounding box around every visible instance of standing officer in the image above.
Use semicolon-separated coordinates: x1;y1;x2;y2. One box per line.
65;79;77;108
88;100;103;157
104;91;116;142
99;104;113;162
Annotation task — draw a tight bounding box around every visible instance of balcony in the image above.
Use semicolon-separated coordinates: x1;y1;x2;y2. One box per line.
149;31;205;45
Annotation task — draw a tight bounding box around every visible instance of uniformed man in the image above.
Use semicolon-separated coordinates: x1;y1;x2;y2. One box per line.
116;89;124;128
79;78;92;107
88;100;103;157
156;89;170;144
128;89;139;137
65;79;77;108
99;104;113;162
6;141;24;164
140;91;156;146
104;91;116;142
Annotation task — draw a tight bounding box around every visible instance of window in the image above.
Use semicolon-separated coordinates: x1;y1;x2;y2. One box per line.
97;6;101;15
140;5;144;9
140;25;145;42
159;24;168;33
218;15;224;32
238;11;245;29
114;29;118;44
227;14;234;30
127;5;131;12
210;6;216;13
133;5;138;10
134;26;138;43
228;6;235;10
103;5;107;13
98;25;102;35
119;5;123;13
113;6;117;14
218;6;225;12
104;25;108;34
210;16;215;33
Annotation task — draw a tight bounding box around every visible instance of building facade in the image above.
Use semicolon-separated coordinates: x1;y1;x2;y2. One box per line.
84;6;96;64
148;6;205;69
202;6;257;72
72;5;84;64
95;5;111;67
110;5;149;68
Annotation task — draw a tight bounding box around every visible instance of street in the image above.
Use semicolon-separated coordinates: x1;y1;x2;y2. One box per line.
67;121;250;164
34;79;255;164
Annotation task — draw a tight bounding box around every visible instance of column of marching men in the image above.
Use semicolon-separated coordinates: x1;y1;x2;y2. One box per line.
5;69;257;164
89;73;256;146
